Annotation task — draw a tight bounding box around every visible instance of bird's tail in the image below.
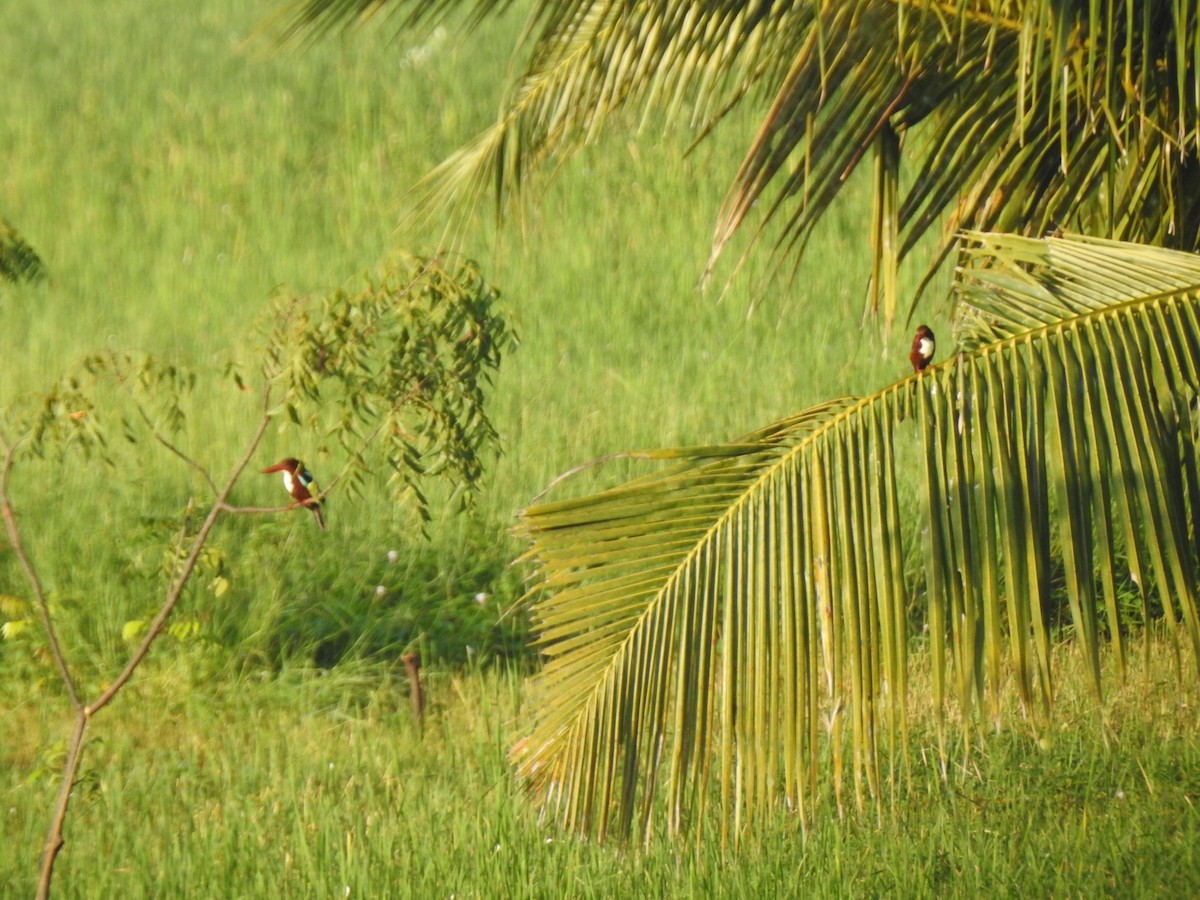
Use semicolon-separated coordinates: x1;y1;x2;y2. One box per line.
309;501;326;531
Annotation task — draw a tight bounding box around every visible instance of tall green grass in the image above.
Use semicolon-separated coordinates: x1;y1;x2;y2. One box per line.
4;643;1198;897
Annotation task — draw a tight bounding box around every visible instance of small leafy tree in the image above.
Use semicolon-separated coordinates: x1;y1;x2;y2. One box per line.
0;253;515;898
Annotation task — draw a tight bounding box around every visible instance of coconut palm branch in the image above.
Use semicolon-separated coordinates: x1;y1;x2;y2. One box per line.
511;233;1200;841
284;1;1200;327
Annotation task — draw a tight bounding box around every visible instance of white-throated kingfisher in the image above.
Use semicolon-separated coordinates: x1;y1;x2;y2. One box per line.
261;458;326;530
910;325;935;373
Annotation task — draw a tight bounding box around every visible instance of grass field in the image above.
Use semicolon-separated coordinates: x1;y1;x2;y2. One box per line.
5;646;1199;897
2;0;1198;896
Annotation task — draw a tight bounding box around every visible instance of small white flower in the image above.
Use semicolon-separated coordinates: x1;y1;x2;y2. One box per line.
387;550;399;564
474;592;487;605
375;585;387;597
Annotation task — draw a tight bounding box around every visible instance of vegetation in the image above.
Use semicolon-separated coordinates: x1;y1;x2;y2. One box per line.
281;0;1200;846
4;647;1199;897
3;0;1199;896
287;0;1200;328
0;218;45;284
2;252;513;895
513;233;1200;841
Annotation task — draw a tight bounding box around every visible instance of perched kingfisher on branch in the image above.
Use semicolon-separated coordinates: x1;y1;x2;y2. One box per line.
910;324;936;373
261;458;326;530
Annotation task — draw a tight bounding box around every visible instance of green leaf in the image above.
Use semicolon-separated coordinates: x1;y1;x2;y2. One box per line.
121;619;148;642
0;217;46;283
1;619;30;640
168;619;202;642
263;253;515;522
0;594;28;617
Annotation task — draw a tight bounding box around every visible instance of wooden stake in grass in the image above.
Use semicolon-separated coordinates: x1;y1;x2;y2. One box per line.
403;650;425;722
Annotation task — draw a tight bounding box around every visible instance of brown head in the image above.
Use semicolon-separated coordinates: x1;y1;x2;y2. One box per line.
261;458;301;475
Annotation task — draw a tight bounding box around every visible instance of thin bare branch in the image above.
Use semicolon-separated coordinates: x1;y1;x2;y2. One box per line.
221;500;319;516
31;380;277;898
86;385;274;718
35;711;86;900
132;402;220;496
0;432;80;709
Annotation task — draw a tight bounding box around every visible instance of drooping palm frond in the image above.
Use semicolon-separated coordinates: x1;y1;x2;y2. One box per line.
718;0;1200;325
275;0;512;42
512;233;1200;841
286;1;1200;327
401;0;811;230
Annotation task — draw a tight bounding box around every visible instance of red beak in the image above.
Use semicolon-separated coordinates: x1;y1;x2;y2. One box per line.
261;460;292;474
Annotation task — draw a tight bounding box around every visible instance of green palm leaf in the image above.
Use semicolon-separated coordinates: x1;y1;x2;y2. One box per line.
285;1;1200;327
513;233;1200;840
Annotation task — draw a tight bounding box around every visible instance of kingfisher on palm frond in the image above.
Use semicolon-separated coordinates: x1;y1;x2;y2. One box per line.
261;458;326;530
910;324;936;373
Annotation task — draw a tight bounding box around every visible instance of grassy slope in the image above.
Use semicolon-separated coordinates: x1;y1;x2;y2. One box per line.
3;0;1196;897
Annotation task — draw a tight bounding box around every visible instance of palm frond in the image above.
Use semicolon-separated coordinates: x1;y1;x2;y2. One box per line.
405;0;806;224
286;1;1200;326
514;233;1200;840
276;0;511;42
714;1;1200;323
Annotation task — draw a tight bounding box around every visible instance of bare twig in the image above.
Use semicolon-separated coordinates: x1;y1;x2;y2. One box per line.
35;710;86;899
87;390;274;717
0;434;80;707
31;384;276;898
1;432;85;899
219;500;318;516
132;402;220;496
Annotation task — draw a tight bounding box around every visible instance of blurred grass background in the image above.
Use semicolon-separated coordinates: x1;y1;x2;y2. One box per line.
6;2;1191;897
